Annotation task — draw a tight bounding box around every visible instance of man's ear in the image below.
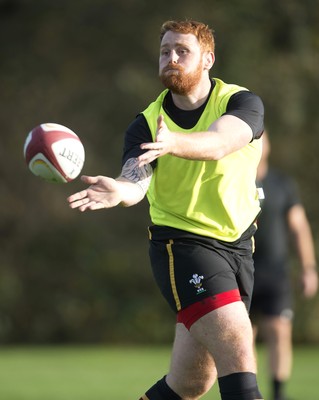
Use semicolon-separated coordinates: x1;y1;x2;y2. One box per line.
203;52;215;70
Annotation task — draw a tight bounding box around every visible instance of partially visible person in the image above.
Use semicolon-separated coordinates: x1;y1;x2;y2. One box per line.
251;131;318;400
68;19;265;400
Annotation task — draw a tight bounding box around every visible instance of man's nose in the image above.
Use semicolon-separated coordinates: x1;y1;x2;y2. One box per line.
169;50;178;63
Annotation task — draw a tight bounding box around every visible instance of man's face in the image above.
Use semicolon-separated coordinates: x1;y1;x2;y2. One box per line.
159;31;204;95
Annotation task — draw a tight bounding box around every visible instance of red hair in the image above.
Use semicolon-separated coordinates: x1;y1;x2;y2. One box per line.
160;20;215;53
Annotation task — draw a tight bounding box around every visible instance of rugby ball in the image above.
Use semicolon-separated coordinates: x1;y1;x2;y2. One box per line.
23;123;85;183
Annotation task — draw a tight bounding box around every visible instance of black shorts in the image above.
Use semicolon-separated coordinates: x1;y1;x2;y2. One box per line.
250;268;293;320
148;225;256;317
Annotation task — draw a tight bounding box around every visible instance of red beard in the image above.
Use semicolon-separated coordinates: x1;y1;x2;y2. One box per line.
159;62;203;95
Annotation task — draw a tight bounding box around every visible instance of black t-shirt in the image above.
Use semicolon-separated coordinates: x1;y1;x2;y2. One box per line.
254;168;301;277
122;79;264;166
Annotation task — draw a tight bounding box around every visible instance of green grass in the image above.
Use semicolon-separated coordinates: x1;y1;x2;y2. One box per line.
0;344;318;399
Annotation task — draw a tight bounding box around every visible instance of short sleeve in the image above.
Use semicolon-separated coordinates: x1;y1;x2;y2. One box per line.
225;91;264;139
122;114;153;166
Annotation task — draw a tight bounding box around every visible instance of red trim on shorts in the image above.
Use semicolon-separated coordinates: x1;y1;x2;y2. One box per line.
177;289;242;330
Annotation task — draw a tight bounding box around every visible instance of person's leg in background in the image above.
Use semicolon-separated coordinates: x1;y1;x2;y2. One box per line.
260;315;293;400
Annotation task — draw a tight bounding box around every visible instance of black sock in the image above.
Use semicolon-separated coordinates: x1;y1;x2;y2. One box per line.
218;372;263;400
273;378;286;400
142;376;181;400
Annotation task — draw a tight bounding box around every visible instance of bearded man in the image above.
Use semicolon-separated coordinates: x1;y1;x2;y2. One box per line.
68;20;265;400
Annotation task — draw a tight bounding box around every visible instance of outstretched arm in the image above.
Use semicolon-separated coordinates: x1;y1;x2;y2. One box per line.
67;158;153;212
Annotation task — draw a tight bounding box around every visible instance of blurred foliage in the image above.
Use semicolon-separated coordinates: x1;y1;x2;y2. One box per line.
0;0;318;344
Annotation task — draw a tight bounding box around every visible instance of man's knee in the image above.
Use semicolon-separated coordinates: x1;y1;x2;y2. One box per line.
169;373;214;399
218;372;263;400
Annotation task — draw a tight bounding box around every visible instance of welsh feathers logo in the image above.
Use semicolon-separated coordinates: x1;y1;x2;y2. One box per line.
189;274;206;294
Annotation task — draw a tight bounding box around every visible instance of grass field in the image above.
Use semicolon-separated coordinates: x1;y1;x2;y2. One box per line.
0;344;318;399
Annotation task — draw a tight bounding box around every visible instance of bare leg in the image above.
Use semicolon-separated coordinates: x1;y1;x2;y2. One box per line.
167;301;262;399
166;323;217;399
261;316;292;381
190;302;257;377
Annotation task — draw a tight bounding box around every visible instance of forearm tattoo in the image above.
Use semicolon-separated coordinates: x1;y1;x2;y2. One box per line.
120;158;153;195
